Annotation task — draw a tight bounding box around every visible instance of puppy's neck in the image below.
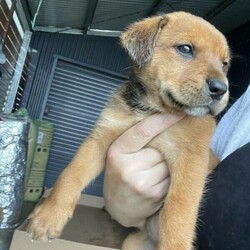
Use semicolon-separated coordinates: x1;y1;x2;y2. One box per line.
122;72;178;115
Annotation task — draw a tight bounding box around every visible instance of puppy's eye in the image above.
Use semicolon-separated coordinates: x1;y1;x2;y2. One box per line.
222;61;229;71
176;44;193;58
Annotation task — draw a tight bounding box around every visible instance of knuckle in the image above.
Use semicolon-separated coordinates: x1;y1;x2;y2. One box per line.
134;122;151;138
106;146;118;164
148;189;165;203
120;167;132;184
154;193;164;203
134;179;147;194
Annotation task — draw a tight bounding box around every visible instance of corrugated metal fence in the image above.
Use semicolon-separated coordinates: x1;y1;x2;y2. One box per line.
42;56;127;196
26;31;129;119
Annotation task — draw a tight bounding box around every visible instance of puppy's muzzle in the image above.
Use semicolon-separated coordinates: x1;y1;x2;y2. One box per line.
206;78;228;100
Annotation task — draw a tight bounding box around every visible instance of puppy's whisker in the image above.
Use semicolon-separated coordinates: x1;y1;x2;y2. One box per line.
229;83;238;87
230;53;247;60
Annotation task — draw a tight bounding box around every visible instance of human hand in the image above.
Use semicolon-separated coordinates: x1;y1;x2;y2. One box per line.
104;113;184;228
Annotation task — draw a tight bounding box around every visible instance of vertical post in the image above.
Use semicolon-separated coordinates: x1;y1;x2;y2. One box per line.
4;30;32;113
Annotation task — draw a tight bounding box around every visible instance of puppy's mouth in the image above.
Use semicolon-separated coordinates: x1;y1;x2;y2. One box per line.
165;91;214;116
167;92;190;109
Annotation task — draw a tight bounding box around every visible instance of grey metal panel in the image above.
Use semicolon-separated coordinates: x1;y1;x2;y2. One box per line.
91;0;224;31
42;57;127;196
26;32;129;119
165;0;222;15
28;0;89;28
209;0;250;33
91;0;159;30
27;0;248;34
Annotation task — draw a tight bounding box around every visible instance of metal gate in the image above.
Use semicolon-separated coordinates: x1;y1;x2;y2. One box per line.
42;55;127;196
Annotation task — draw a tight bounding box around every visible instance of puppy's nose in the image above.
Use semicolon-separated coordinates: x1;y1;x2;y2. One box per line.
207;78;227;100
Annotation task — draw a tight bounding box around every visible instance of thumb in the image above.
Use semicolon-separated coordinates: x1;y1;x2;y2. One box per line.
113;113;185;154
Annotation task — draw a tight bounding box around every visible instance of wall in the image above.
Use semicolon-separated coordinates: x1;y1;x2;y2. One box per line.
26;32;130;119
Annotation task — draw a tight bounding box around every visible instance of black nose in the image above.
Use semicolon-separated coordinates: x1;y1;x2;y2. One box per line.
207;78;227;100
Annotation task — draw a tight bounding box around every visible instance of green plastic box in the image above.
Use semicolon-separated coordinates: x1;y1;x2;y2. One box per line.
24;120;53;202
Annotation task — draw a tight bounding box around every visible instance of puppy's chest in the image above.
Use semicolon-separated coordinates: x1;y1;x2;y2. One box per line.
145;118;212;172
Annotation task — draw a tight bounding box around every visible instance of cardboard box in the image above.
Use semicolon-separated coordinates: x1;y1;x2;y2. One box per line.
10;194;131;250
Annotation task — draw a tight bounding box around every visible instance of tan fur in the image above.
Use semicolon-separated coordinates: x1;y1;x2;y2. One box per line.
27;12;230;249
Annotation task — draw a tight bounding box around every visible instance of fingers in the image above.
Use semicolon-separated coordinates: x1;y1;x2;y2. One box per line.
128;161;170;203
144;162;170;204
111;113;185;154
142;161;170;185
151;178;170;203
129;148;165;170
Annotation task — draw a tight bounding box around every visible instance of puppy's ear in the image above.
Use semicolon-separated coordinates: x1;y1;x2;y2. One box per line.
120;15;168;66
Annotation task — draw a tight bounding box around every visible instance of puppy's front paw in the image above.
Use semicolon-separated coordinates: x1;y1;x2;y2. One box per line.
26;199;73;241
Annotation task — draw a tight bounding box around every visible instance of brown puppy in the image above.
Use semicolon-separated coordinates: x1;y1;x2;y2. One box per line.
27;12;230;250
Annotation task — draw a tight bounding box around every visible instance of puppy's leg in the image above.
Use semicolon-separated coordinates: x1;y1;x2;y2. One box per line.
158;152;209;250
27;118;133;241
208;149;219;171
26;136;107;240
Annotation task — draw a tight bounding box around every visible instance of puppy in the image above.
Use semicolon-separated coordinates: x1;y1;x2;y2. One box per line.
27;12;230;250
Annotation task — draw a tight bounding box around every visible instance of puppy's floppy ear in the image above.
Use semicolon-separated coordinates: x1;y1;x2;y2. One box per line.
120;15;168;66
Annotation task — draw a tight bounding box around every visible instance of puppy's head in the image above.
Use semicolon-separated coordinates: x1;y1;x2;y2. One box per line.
121;12;230;116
